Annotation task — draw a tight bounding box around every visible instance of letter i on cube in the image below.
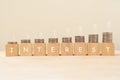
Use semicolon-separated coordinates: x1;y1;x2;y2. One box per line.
6;42;19;56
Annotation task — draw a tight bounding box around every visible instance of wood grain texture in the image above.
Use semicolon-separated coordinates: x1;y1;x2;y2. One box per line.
47;43;60;56
74;43;87;56
102;43;114;56
33;43;46;56
61;43;73;56
0;56;120;80
20;43;32;56
87;43;101;56
6;44;19;56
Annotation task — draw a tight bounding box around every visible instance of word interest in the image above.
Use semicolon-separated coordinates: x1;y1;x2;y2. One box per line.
6;32;115;56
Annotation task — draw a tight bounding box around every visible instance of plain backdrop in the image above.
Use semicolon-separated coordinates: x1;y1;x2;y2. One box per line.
0;0;120;51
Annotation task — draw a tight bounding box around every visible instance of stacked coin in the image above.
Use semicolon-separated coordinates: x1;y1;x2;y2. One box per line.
62;37;72;43
21;40;31;43
35;39;44;43
8;42;18;44
102;32;112;43
89;34;98;43
49;38;58;43
75;36;85;43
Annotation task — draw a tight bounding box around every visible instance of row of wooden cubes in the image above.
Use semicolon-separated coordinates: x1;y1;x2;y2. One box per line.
6;32;114;56
6;42;114;56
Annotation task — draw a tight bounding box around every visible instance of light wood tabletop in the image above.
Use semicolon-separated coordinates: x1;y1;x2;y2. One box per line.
0;51;120;80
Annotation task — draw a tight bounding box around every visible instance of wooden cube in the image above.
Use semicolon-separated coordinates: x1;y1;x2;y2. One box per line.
47;43;60;56
102;43;114;56
87;43;100;56
61;43;73;56
20;43;32;56
33;43;46;56
74;43;87;56
6;44;19;56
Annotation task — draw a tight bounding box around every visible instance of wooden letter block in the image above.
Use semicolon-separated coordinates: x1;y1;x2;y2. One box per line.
20;43;32;56
33;43;46;56
102;43;114;56
61;43;73;56
6;43;19;56
74;43;87;56
87;43;100;56
47;43;60;56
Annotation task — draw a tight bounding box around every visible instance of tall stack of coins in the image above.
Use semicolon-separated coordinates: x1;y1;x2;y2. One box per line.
20;39;32;56
61;37;73;56
87;34;100;56
103;32;112;43
102;32;114;56
74;36;87;56
47;38;59;56
33;39;46;56
6;42;19;56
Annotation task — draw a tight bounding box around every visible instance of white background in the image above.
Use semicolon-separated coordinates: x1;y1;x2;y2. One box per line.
0;0;120;50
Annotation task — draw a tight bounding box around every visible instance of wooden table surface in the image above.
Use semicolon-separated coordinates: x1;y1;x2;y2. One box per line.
0;51;120;80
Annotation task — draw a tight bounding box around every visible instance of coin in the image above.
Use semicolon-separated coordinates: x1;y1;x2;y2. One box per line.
89;34;98;43
49;38;58;43
35;39;44;43
8;42;18;44
62;37;72;43
75;36;85;43
103;32;112;43
21;40;31;43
